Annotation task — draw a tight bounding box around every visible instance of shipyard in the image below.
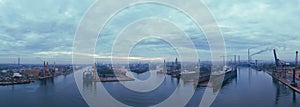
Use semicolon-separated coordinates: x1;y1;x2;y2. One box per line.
0;58;73;85
2;49;300;106
1;0;300;107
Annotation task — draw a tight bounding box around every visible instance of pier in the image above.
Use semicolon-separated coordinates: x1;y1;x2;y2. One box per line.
269;49;300;93
267;71;300;93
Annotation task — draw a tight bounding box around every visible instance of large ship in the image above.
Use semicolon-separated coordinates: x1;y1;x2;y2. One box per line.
210;65;237;86
129;63;149;74
165;58;181;77
211;66;236;76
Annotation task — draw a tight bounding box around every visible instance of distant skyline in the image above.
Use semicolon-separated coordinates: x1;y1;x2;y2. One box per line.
0;0;300;64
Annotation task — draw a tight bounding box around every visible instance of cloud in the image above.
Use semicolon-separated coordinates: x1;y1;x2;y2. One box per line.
0;0;94;63
1;0;300;63
34;51;163;61
203;0;300;61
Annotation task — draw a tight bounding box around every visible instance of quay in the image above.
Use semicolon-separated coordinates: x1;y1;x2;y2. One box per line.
83;64;135;82
197;66;237;87
0;80;32;86
267;71;300;93
98;76;135;82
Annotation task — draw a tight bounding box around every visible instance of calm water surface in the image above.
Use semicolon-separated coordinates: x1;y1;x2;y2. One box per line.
0;67;299;107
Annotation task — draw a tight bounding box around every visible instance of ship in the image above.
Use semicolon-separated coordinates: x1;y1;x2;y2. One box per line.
129;63;149;74
210;65;237;86
211;66;235;76
165;58;181;77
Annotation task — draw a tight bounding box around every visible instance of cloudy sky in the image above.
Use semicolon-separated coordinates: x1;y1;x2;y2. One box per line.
0;0;300;64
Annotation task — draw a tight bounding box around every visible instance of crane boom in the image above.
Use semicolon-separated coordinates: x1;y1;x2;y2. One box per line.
273;49;279;67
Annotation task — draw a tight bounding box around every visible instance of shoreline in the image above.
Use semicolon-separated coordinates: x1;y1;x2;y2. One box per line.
266;71;300;94
0;80;32;86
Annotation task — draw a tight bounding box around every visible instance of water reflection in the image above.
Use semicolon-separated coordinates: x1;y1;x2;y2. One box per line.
272;77;297;104
81;70;199;106
293;91;296;103
79;67;300;107
39;77;54;86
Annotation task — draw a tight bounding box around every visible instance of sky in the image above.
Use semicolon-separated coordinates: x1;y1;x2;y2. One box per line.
0;0;300;64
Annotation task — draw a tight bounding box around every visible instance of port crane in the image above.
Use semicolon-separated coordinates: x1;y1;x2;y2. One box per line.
273;49;293;69
273;49;298;87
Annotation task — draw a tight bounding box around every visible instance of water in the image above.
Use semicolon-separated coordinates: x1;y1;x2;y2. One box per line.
0;67;299;107
0;74;88;107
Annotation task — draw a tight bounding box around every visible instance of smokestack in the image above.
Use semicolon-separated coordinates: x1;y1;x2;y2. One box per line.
53;62;56;72
46;62;49;76
255;60;258;66
248;49;250;63
221;56;226;66
18;57;20;72
46;62;48;73
43;61;46;77
234;55;237;64
295;51;298;68
93;63;99;81
238;55;240;64
291;51;298;87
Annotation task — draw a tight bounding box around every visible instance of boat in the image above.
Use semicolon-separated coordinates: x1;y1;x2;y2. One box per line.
181;70;198;82
210;65;237;87
211;66;235;76
180;70;197;75
0;80;32;86
167;71;181;77
129;63;149;74
157;70;167;74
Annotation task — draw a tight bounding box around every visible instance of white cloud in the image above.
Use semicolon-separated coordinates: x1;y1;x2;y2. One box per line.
1;0;300;63
34;51;163;61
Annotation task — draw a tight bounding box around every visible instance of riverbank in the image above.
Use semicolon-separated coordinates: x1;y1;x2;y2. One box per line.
0;80;33;86
96;75;135;82
197;69;237;87
266;71;300;94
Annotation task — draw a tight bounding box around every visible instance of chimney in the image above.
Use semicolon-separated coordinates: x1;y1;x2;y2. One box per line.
94;63;99;81
255;60;258;66
43;61;46;77
18;57;20;72
295;51;298;68
238;55;240;64
234;55;237;64
53;62;56;72
46;62;48;72
248;49;252;63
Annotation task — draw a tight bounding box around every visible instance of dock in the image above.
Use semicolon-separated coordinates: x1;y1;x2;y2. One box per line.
98;76;135;82
0;80;32;86
268;49;300;93
267;71;300;93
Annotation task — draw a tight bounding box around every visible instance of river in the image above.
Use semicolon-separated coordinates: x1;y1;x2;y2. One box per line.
0;67;299;107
